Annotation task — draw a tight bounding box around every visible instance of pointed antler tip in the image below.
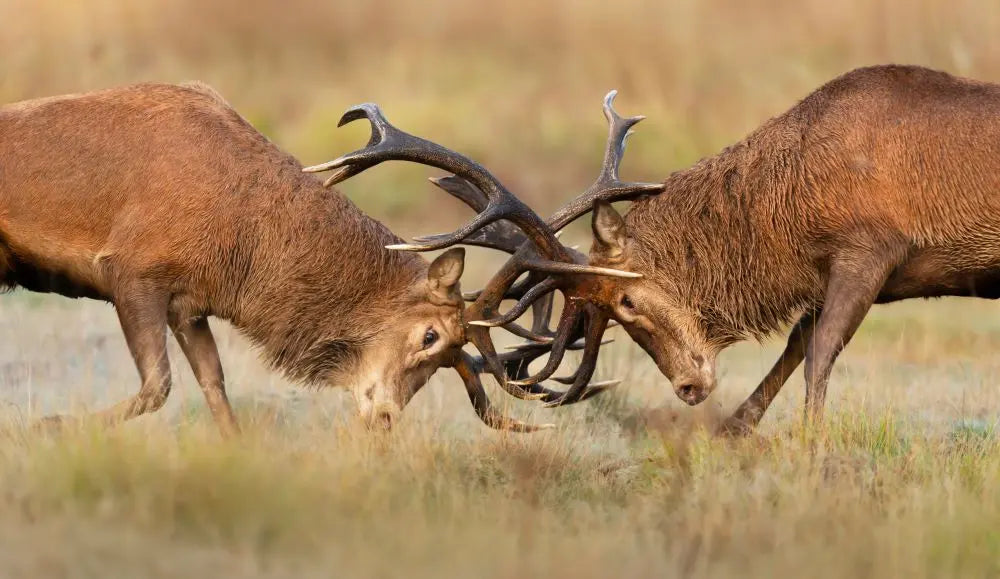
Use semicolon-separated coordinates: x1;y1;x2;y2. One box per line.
302;160;339;173
588;266;642;279
592;379;623;387
337;102;381;127
385;243;427;252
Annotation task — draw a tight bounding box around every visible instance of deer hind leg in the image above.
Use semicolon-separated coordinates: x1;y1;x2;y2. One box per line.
169;315;240;437
38;286;174;429
718;309;819;436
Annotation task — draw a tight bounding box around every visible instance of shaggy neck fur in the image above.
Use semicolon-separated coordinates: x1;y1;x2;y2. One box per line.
198;140;427;385
625;107;824;345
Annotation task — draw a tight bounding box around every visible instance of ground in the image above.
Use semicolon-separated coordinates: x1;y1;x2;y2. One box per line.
2;289;1000;578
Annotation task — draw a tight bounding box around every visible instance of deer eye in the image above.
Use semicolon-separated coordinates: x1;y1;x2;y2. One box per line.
620;295;636;311
422;329;439;349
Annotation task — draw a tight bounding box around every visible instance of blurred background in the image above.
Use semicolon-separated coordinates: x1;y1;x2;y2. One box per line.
4;0;999;238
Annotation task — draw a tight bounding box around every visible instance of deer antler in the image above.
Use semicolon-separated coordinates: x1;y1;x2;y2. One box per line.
413;174;625;403
304;92;656;406
478;91;664;401
549;90;666;231
304;104;635;402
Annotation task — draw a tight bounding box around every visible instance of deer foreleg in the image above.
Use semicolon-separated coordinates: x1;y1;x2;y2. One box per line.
170;315;239;437
718;309;819;436
802;254;894;425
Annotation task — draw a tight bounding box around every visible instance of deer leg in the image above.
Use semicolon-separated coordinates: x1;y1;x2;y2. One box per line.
717;309;819;436
169;316;240;437
60;290;174;427
802;256;892;425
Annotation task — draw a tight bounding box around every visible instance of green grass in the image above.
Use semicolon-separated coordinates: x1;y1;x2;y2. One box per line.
3;407;1000;578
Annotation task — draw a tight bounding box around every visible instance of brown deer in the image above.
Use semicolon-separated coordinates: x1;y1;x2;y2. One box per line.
0;81;560;436
320;64;1000;434
580;63;1000;433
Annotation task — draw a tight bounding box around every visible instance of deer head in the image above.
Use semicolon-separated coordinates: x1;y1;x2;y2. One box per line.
586;200;719;405
345;247;468;429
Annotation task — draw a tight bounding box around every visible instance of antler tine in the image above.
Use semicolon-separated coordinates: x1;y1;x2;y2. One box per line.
500;322;554;344
305;103;569;258
428;175;488;212
502;335;596;352
507;300;582;387
468;277;558;328
544;380;622;408
536;309;610;406
576;380;622;401
531;288;555;336
454;353;554;432
302;103;396;187
547;90;666;232
415;176;530;254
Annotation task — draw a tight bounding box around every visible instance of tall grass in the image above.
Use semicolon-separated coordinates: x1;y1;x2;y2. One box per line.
2;404;1000;577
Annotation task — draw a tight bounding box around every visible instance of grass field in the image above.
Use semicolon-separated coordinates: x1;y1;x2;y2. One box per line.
5;0;1000;576
3;292;1000;577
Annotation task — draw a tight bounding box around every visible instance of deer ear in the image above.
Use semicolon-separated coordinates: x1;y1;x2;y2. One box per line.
590;201;628;263
427;247;465;304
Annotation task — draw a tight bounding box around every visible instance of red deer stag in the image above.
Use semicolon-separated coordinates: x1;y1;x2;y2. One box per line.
0;82;564;436
578;64;1000;433
320;65;1000;434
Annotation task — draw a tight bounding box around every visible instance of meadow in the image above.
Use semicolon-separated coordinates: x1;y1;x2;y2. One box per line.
3;0;1000;576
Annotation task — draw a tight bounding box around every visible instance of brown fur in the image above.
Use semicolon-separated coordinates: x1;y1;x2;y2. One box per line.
0;83;467;434
587;65;1000;428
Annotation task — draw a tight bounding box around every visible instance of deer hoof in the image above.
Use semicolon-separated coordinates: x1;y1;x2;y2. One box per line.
716;416;755;438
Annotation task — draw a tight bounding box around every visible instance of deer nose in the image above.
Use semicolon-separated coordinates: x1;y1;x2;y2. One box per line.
376;410;394;430
676;383;708;406
366;405;399;431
